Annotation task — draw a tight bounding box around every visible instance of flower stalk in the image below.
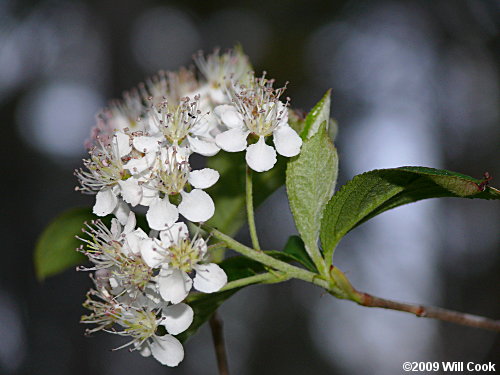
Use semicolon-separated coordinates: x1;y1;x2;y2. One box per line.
219;272;289;292
245;165;261;250
206;226;330;289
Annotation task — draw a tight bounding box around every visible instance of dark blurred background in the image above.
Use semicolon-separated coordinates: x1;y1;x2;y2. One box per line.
1;0;499;374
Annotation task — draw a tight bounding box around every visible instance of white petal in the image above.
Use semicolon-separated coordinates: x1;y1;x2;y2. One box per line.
158;269;192;304
215;128;249;152
133;227;148;239
208;87;227;104
214;104;244;128
245;137;277;172
174;145;191;161
113;131;132;158
124;152;156;174
178;189;215;222
146;198;179;230
113;200;130;225
214;104;231;118
93;188;118;216
273;125;302;157
118;179;142;206
159;222;189;247
123;211;137;234
110;218;121;237
161;303;194;335
139;344;151;358
140;184;159;206
120;242;132;257
145;114;160;133
187;135;220;156
140;238;165;268
190;116;210;136
188;168;220;189
272;102;289;127
193;263;228;293
161;145;190;165
125;229;148;256
193;238;208;257
133;135;160;153
150;334;184;367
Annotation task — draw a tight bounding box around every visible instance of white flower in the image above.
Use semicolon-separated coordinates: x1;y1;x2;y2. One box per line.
78;212;152;294
76;131;146;222
140;68;199;107
140;222;227;304
81;284;193;367
134;303;194;366
214;74;302;172
194;47;252;105
125;143;219;230
144;96;220;157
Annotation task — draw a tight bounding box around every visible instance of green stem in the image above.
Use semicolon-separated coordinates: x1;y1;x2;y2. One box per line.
219;272;289;292
208;242;228;252
245;165;261;250
306;242;330;279
206;226;330;290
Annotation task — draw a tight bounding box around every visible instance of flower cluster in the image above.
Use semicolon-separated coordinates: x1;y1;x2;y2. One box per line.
76;48;303;366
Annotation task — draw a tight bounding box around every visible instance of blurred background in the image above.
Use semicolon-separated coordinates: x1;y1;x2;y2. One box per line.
1;0;499;374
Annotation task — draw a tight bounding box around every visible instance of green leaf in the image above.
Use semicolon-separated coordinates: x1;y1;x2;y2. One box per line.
206;152;286;236
301;90;331;139
320;166;500;258
282;236;317;273
34;207;94;281
286;122;339;270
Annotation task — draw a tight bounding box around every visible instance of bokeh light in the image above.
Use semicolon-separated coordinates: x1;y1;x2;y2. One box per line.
16;81;103;161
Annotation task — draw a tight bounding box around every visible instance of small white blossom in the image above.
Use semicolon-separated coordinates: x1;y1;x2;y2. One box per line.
194;47;252;105
144;97;220;157
214;73;302;172
140;68;200;106
81;285;193;367
76;131;146;223
140;222;228;304
125;143;219;230
77;212;152;295
77;129;219;229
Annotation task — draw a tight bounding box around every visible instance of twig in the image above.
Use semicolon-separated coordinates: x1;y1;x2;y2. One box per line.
358;292;500;332
210;312;230;375
207;227;500;332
